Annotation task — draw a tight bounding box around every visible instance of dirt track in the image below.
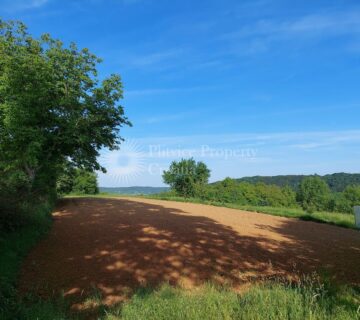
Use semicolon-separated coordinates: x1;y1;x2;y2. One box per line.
20;197;360;305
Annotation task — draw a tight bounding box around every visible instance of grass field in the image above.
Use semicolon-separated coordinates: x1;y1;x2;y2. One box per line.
9;280;360;319
3;196;360;319
103;280;360;320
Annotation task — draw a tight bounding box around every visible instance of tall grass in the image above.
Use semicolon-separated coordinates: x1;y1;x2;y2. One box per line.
104;279;360;320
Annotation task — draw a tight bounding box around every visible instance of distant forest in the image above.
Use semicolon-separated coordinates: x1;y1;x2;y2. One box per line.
101;173;360;194
234;173;360;192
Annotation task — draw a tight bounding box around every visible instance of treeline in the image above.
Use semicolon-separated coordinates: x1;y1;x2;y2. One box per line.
234;173;360;192
203;177;360;214
162;159;360;214
0;20;129;232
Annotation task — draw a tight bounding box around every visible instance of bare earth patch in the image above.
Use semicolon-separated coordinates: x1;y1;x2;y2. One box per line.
19;197;360;307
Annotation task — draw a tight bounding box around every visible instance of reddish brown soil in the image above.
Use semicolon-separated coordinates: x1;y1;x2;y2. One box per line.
19;197;360;306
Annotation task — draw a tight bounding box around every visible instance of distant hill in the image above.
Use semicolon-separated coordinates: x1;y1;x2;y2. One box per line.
100;186;169;195
232;173;360;192
102;173;360;195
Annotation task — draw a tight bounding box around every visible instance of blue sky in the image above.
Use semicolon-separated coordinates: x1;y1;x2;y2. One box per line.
1;0;360;186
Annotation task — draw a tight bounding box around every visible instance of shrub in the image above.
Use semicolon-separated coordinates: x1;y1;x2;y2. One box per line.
199;180;298;208
297;177;330;213
327;193;352;214
72;170;99;195
343;185;360;209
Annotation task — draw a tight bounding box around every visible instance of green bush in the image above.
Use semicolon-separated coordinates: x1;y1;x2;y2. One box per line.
327;193;352;214
71;170;99;195
196;179;298;209
0;169;56;232
297;177;331;213
160;168;358;215
343;185;360;209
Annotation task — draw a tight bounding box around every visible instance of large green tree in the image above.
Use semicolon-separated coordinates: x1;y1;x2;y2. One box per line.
0;20;130;228
163;158;210;197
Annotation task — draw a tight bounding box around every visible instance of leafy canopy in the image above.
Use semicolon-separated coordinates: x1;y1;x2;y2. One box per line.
0;20;130;188
343;185;360;208
56;166;99;195
296;177;330;213
72;170;99;195
162;158;211;197
0;19;130;230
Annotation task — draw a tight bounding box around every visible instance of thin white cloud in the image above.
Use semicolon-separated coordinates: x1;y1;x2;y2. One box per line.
222;9;360;55
99;129;360;186
126;88;181;96
1;0;49;11
228;10;360;39
143;111;198;124
126;85;218;97
128;49;183;67
133;129;360;149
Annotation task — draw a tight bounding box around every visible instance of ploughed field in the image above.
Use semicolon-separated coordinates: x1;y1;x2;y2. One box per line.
20;197;360;306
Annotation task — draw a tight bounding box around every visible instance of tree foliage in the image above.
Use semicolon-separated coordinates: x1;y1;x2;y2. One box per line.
343;185;360;211
56;164;77;195
56;167;99;195
163;158;211;197
72;170;99;195
296;177;330;213
203;180;297;208
0;20;130;230
162;160;359;214
236;173;360;192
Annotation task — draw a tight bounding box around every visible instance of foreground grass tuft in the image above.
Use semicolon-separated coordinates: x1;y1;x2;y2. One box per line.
104;280;359;320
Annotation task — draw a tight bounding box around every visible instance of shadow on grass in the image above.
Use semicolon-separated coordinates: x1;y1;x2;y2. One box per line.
19;197;360;314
